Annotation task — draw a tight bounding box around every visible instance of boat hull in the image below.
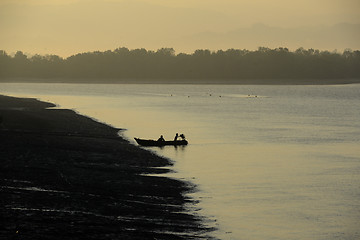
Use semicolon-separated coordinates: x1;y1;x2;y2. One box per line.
134;138;188;147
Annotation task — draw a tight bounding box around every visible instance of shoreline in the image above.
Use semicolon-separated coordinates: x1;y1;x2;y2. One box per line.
1;78;360;85
0;95;213;239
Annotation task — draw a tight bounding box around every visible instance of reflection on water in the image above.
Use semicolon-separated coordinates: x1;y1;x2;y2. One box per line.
1;83;360;239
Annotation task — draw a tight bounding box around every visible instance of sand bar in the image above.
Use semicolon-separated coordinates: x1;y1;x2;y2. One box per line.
0;95;212;239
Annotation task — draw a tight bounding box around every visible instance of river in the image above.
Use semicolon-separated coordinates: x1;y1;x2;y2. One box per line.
1;82;360;239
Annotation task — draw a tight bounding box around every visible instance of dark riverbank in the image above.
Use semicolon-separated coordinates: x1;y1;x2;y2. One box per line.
1;78;360;85
0;95;212;239
1;47;360;81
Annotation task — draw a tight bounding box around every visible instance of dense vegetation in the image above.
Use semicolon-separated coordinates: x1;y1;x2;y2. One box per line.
1;47;359;83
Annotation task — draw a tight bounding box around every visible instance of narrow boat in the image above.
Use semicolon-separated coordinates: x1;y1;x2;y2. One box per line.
134;138;188;147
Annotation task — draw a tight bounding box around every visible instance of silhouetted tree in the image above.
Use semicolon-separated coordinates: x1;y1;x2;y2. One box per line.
0;47;359;82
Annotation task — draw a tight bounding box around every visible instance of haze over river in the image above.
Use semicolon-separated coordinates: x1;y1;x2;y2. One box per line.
1;82;359;240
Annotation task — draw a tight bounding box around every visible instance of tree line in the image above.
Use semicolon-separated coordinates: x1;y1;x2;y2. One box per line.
1;47;359;83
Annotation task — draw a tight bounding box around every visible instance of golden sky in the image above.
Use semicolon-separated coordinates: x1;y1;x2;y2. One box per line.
1;0;359;56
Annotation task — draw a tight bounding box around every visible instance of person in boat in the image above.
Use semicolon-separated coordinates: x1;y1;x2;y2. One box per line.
158;135;165;142
174;133;179;141
179;134;186;140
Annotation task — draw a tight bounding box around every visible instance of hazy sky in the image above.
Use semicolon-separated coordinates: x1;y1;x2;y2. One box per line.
1;0;359;56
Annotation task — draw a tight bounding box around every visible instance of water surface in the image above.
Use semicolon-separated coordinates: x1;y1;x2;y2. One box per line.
1;83;360;239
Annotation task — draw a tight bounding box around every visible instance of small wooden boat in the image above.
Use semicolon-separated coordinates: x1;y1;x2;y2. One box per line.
134;138;188;147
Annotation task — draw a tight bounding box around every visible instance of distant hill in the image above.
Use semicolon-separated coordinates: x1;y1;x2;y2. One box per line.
179;23;360;52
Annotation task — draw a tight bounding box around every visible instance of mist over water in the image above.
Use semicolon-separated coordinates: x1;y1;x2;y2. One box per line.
1;83;360;239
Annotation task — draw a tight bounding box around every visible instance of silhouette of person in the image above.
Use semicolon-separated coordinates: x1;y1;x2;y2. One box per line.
158;135;165;142
179;134;186;140
174;133;179;141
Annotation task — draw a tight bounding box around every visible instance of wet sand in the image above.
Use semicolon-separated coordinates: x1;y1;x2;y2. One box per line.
0;95;212;239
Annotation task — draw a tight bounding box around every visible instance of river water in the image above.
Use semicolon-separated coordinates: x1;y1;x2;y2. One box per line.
1;82;360;239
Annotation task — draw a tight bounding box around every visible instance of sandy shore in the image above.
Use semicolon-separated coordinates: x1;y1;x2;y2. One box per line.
0;95;213;239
